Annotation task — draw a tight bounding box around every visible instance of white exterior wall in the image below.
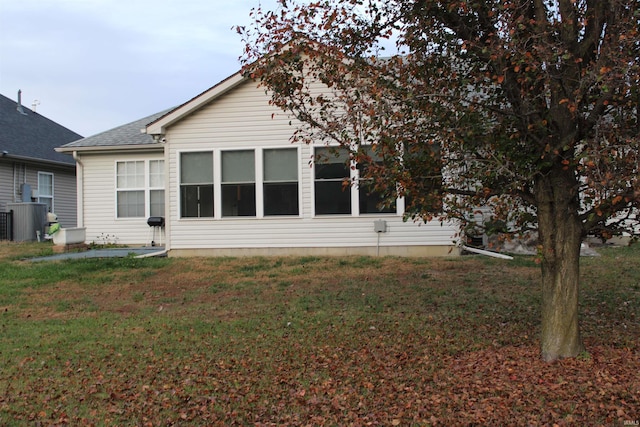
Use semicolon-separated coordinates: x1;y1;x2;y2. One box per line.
78;151;164;245
163;80;459;256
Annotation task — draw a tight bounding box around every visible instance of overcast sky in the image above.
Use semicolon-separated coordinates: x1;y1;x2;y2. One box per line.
0;0;281;137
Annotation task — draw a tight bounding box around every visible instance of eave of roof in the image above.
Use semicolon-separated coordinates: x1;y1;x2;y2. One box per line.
58;109;172;152
0;93;82;165
0;153;76;169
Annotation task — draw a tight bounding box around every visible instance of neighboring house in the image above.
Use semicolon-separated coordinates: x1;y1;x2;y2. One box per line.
0;91;81;231
58;72;459;256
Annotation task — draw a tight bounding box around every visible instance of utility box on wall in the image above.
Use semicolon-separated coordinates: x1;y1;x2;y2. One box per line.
20;183;32;202
7;203;47;242
373;219;387;233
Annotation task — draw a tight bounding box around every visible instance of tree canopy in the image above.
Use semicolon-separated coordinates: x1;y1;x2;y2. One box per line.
238;0;640;360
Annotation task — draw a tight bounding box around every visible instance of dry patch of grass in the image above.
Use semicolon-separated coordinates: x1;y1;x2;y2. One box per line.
0;242;638;425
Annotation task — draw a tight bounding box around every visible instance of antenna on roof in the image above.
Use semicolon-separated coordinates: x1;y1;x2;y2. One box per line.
16;90;28;115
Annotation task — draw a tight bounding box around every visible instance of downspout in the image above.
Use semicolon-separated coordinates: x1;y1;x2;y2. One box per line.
162;135;170;252
12;163;16;202
461;245;514;260
72;151;84;227
135;249;168;259
151;132;170;252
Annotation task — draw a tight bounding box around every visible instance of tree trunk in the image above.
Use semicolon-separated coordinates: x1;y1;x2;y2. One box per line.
535;166;586;362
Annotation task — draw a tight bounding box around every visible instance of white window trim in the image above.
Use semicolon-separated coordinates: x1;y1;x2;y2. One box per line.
178;147;302;221
262;146;302;218
148;159;165;218
255;148;264;218
255;145;304;220
177;149;216;220
115;159;165;220
356;145;400;216
220;148;258;219
311;144;401;217
311;144;356;217
37;171;54;211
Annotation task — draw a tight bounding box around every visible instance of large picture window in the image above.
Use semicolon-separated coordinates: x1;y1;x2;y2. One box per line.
221;150;256;217
264;148;299;216
37;172;54;213
314;147;351;215
180;152;214;218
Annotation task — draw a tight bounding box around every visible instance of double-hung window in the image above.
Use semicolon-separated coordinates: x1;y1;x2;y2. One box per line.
116;161;145;218
264;148;299;216
314;146;351;215
37;172;54;212
116;160;164;218
180;152;214;218
221;150;256;217
149;160;165;217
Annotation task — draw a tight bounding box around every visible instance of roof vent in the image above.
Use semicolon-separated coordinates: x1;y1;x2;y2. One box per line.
16;90;28;116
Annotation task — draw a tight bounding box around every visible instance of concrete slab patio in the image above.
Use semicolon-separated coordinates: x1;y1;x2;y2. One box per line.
28;247;167;262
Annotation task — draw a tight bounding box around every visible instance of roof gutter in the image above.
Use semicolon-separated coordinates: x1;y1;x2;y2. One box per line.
0;152;75;168
56;144;164;154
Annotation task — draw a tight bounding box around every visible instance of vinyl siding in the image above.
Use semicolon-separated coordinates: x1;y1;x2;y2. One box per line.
76;79;459;253
163;80;458;254
48;169;77;228
79;151;164;245
0;163;13;213
0;161;76;228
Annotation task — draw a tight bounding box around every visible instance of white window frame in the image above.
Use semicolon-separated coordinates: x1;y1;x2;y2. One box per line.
263;147;300;217
312;145;355;217
178;151;215;219
220;149;257;218
178;147;302;221
149;159;165;217
356;144;397;215
37;172;54;212
312;144;400;217
115;159;165;219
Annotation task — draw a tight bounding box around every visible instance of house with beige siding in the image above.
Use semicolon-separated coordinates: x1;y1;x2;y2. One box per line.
58;71;459;256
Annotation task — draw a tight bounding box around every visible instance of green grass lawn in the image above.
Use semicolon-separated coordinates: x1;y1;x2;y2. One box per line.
0;242;638;425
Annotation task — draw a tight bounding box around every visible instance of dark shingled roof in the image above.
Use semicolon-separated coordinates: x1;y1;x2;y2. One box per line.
60;109;173;150
0;93;83;165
